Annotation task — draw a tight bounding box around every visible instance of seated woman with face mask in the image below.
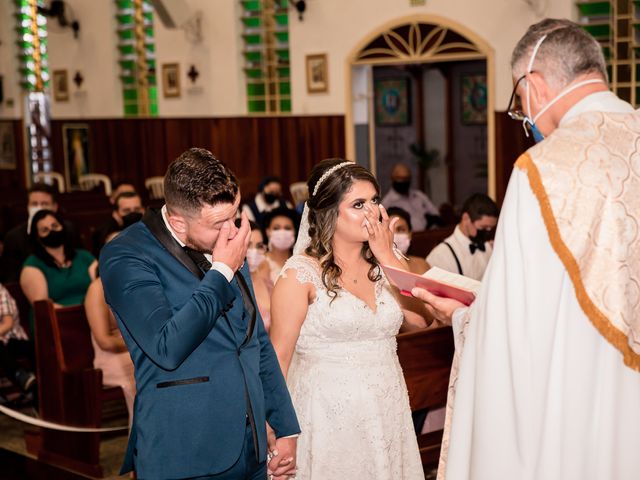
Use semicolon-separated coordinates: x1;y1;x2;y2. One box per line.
20;210;98;324
245;221;273;330
263;207;299;285
386;207;430;274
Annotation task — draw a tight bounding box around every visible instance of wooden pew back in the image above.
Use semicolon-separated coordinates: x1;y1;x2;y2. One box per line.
31;299;124;478
397;326;455;411
397;326;455;472
408;227;455;259
47;302;95;373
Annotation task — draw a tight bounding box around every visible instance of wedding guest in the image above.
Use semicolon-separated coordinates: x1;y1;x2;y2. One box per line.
263;207;299;284
381;163;440;231
387;207;430;274
242;176;293;227
20;210;97;327
0;283;36;397
1;184;81;282
426;193;498;281
85;228;135;425
92;191;144;256
246;222;272;331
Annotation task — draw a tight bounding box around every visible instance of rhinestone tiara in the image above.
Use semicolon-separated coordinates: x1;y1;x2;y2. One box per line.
312;161;352;197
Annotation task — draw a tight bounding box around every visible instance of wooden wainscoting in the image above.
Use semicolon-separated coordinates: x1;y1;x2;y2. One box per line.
47;115;346;198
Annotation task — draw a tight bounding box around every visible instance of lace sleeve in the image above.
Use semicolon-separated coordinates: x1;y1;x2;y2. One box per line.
279;254;321;289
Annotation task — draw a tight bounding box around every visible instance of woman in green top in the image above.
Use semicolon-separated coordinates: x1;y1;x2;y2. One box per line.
20;209;97;309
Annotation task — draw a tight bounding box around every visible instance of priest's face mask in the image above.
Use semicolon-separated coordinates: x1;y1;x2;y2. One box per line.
508;34;606;142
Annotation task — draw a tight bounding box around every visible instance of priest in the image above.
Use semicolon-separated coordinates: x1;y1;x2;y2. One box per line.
413;19;640;480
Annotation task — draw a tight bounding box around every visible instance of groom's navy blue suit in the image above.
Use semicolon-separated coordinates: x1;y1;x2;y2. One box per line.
100;209;299;479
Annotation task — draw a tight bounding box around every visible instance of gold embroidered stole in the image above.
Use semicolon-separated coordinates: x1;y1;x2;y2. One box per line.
516;111;640;370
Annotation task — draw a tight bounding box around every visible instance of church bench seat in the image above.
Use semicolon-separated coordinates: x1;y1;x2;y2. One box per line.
29;299;126;478
397;326;455;473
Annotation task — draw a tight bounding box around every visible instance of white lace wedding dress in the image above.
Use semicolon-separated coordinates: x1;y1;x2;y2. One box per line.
280;254;423;479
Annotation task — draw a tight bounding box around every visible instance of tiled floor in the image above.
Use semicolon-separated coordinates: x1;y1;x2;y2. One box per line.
0;403;128;479
0;448;91;480
1;402;437;479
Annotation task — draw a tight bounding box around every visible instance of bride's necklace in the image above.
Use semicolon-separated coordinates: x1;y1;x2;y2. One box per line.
340;260;367;285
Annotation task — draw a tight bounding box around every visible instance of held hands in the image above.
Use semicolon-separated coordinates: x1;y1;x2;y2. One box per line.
362;204;399;265
411;287;465;325
212;212;251;272
267;423;297;479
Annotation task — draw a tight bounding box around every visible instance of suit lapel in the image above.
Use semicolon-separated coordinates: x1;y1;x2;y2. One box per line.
235;271;257;347
142;209;203;279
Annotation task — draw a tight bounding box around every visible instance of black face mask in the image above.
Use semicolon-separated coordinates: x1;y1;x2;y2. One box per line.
40;229;66;248
263;192;278;205
122;212;143;228
392;181;411;195
469;228;495;245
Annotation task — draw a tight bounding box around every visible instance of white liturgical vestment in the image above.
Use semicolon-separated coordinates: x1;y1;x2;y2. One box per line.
438;91;640;480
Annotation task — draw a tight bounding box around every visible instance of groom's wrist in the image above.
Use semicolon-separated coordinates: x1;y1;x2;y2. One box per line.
211;261;233;282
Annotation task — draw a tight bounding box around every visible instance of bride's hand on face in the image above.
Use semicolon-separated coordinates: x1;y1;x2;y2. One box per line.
362;204;398;264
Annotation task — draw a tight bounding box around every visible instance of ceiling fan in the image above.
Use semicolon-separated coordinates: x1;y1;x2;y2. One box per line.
38;0;80;38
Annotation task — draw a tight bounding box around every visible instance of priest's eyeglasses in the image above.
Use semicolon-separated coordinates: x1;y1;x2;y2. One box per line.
506;73;527;122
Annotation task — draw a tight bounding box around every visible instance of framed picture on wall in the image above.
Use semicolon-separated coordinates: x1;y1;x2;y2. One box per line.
162;63;181;98
62;123;90;190
461;74;487;124
52;70;70;102
306;54;328;93
0;121;16;170
375;78;411;126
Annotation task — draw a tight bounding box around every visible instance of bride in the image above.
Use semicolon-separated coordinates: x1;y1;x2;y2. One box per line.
270;158;429;479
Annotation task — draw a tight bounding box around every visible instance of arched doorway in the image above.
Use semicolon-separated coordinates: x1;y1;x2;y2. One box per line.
344;15;495;206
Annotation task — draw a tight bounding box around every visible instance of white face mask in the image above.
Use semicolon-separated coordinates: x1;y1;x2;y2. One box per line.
269;229;295;251
523;33;606;142
246;247;266;273
393;233;411;255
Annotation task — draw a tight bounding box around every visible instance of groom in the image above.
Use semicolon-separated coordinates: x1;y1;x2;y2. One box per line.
100;148;300;479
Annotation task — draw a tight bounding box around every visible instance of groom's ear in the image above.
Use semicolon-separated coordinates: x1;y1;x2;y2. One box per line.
167;212;188;234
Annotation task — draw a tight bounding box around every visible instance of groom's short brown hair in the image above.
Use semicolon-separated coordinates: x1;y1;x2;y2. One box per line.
164;148;238;215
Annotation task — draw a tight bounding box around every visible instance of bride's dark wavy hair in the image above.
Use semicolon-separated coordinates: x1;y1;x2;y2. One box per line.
305;158;382;299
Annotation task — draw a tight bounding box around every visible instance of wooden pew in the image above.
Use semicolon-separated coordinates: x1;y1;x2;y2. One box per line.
397;326;455;472
408;227;455;259
29;300;125;478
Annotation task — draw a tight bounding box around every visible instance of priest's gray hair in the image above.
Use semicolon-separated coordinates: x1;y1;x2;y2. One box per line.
511;19;608;90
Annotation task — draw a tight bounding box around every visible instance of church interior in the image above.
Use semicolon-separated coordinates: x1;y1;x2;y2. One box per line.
0;0;631;478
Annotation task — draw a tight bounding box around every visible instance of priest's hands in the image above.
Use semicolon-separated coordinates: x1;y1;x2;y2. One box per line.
267;423;297;479
411;287;466;325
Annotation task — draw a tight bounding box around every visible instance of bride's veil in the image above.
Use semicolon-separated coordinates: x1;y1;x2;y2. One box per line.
293;202;311;255
293;160;352;256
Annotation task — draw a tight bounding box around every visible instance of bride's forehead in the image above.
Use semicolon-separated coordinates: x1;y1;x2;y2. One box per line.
341;180;377;200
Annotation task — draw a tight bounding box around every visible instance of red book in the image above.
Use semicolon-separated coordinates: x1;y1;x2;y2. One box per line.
381;264;480;306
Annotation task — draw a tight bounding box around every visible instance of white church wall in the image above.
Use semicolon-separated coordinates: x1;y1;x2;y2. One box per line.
0;0;575;119
288;0;575;114
45;0;123;118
